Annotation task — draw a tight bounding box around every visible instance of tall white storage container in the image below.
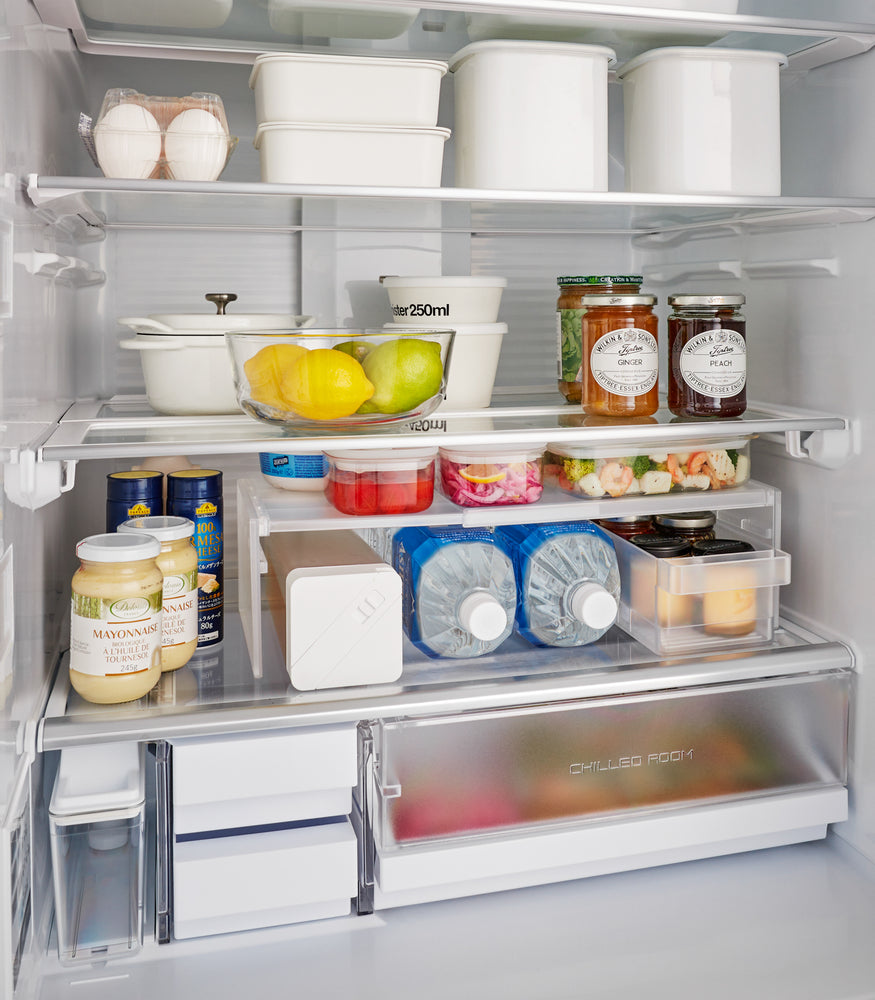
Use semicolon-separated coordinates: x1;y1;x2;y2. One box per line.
618;47;787;195
449;40;616;191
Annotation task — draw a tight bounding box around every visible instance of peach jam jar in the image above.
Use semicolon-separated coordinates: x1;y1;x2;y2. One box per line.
556;275;642;402
581;294;659;417
668;294;746;418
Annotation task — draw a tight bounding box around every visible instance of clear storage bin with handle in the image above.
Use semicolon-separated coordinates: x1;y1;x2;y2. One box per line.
49;743;146;965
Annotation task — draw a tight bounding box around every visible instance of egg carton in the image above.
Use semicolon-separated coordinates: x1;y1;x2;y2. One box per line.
81;89;237;182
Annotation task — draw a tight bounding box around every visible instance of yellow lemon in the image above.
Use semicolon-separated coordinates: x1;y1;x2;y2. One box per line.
459;464;506;484
244;344;308;411
359;338;444;415
280;349;375;421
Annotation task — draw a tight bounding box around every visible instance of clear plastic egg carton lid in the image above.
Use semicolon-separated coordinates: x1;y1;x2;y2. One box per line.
83;89;237;182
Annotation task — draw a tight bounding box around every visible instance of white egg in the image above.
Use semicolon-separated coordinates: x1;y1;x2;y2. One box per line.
94;102;162;179
164;108;230;182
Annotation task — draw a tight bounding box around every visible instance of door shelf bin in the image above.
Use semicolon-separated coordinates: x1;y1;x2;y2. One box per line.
612;514;790;656
367;669;849;855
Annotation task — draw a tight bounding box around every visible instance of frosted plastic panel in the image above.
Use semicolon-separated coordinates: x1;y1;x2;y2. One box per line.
372;669;848;850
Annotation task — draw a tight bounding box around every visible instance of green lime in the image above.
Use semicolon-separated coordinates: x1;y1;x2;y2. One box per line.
360;338;444;415
334;340;375;363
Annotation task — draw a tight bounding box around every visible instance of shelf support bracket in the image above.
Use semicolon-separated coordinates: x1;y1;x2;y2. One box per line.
3;450;77;510
780;424;857;470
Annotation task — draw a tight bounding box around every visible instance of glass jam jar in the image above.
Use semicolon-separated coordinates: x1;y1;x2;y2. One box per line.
556;275;643;402
667;294;746;418
594;515;655;539
653;511;717;544
581;294;659;417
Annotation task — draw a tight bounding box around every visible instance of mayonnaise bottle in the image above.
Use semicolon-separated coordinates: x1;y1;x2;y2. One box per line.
118;516;198;671
70;533;163;704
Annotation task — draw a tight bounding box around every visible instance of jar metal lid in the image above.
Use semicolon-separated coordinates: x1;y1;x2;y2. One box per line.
76;532;161;562
117;515;195;542
690;539;755;556
581;294;657;306
655;511;717;529
630;534;691;557
599;515;652;524
557;275;643;286
668;294;746;307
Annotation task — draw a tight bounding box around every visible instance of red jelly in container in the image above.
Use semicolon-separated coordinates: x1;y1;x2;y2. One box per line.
325;448;436;516
439;445;545;507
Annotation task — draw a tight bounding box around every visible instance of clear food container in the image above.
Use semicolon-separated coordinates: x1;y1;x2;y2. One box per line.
543;438;751;499
325;448;437;516
613;529;791;655
438;445;544;507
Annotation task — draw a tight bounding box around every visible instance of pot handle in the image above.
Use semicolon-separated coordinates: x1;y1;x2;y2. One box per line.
117;316;175;334
119;337;187;351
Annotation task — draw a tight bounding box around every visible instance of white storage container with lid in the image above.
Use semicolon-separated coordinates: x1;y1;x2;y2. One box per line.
49;743;146;964
449;40;616;191
382;275;507;324
249;52;448;127
618;47;788;195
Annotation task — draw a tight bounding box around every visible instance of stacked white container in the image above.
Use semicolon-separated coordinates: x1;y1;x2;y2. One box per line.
249;52;450;186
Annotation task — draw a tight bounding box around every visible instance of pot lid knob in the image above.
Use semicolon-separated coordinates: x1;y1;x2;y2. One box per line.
205;292;237;314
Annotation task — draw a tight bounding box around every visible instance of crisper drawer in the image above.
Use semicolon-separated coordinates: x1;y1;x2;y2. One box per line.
613;531;791;655
171;725;357;834
365;670;848;905
173;819;357;939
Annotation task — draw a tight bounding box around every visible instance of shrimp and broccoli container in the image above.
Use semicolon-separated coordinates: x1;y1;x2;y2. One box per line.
543;438;751;499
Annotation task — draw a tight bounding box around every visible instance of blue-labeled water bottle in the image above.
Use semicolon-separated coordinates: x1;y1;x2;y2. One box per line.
494;521;620;647
392;526;516;659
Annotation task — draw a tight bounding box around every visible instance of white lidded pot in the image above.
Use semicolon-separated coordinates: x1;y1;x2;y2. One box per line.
119;293;314;415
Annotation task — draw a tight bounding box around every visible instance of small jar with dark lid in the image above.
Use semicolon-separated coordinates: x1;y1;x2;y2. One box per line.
581;294;659;418
653;511;716;544
630;533;692;557
690;538;754;557
667;293;746;418
595;515;654;540
556;276;643;403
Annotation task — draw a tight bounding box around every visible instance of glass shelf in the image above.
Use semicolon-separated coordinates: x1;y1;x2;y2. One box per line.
28;0;875;70
26;176;875;238
38;394;848;462
38;609;853;750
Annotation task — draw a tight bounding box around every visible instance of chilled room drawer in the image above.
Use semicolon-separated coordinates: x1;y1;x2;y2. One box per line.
173;819;357;939
171;725;357;833
362;669;849;907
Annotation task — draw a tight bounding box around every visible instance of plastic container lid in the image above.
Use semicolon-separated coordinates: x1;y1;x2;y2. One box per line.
449;40;617;73
76;532;161;563
569;582;618;630
50;743;144;820
249;52;449;89
546;439;749;459
166;469;223;501
439;444;544;463
381;275;508;288
117;515;195;542
106;470;163;501
458;591;508;641
384;322;507;336
325;448;437;472
617;47;788;81
630;534;692;557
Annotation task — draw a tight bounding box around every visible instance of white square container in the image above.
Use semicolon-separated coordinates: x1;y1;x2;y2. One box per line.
249;53;447;127
170;726;358;834
173;821;357;939
263;530;403;690
384;322;507;410
254;122;450;186
449;40;616;191
382;275;507;324
618;47;788;195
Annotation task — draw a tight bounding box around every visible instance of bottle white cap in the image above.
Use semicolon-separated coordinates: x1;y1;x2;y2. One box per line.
569;582;618;630
458;591;507;642
76;532;161;563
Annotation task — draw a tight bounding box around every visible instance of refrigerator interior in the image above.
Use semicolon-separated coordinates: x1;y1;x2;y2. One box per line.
2;0;875;996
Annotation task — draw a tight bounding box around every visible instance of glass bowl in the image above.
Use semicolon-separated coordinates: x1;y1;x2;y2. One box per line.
226;328;455;429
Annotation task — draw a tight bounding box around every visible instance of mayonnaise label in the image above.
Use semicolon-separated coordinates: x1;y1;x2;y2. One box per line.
162;571;198;648
70;589;163;677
